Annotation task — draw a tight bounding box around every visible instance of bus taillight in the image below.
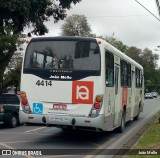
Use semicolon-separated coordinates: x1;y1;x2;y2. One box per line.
24;105;30;111
22;99;28;105
20;93;26;99
94;103;100;109
19;91;31;114
96;96;102;102
89;95;103;117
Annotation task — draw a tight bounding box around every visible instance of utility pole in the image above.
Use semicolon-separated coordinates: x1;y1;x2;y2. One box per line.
155;0;160;17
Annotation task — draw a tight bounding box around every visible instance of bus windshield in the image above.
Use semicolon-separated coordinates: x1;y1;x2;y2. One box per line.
24;40;100;71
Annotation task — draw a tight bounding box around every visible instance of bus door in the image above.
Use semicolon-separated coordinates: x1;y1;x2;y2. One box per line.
113;65;120;126
131;70;135;118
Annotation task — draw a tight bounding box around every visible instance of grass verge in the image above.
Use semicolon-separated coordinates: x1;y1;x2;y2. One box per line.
125;111;160;158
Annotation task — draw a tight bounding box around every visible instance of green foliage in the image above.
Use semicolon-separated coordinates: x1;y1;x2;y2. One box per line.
145;80;154;92
106;36;129;53
103;36;160;92
0;0;82;35
91;35;160;92
0;0;160;94
96;36;128;53
126;47;159;92
0;0;82;92
0;31;18;85
3;52;22;89
61;14;92;36
3;66;21;89
141;48;159;70
125;112;160;158
126;46;142;64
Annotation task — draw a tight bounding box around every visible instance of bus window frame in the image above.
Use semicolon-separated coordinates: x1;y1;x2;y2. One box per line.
105;50;114;87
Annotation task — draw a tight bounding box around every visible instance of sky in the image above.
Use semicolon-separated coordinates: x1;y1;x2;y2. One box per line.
26;0;160;66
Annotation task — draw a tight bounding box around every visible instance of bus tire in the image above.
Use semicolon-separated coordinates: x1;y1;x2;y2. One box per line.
117;112;125;133
134;107;140;121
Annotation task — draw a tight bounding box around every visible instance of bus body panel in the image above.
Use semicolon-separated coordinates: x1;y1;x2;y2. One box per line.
21;75;104;117
19;36;144;131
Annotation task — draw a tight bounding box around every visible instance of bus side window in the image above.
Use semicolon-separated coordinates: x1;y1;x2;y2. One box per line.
105;51;114;86
135;68;142;87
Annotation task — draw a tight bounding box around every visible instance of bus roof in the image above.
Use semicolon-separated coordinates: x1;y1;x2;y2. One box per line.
30;36;96;42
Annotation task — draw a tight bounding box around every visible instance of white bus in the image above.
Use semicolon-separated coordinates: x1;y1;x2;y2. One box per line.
19;36;144;132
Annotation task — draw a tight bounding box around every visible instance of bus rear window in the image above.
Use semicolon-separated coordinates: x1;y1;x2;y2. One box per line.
24;40;100;71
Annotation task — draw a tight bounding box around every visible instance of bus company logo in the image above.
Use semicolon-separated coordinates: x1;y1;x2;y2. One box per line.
72;81;94;104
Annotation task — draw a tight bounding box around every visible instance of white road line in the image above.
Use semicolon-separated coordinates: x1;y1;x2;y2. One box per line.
25;127;46;133
0;142;15;150
0;142;34;158
0;131;51;136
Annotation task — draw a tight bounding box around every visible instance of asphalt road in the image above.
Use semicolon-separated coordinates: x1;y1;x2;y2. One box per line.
0;97;160;158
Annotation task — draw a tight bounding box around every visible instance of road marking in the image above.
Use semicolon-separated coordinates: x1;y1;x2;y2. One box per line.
0;131;51;136
25;127;46;133
0;142;34;158
0;142;15;149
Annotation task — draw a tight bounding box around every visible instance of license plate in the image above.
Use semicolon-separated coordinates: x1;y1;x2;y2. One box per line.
49;117;69;123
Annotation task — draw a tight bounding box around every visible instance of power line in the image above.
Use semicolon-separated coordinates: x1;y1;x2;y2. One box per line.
134;0;160;22
87;15;150;18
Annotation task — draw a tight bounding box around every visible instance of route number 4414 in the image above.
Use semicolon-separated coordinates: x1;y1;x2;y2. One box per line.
36;80;52;86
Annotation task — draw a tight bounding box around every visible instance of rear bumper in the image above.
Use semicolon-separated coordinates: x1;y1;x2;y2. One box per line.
19;110;105;130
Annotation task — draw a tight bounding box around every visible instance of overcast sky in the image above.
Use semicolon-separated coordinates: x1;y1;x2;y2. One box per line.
29;0;160;66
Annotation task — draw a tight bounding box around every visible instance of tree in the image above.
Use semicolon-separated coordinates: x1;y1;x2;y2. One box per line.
140;48;159;91
141;48;159;70
155;68;160;93
105;36;128;53
0;0;82;93
107;36;160;92
3;51;23;91
61;14;92;36
0;32;18;93
126;46;159;92
125;46;142;64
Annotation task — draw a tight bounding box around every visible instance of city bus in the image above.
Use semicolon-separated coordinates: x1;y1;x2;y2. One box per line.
19;36;144;132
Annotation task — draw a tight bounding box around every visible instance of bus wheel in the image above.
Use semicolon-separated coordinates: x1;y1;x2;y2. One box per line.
134;107;140;121
117;112;125;133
